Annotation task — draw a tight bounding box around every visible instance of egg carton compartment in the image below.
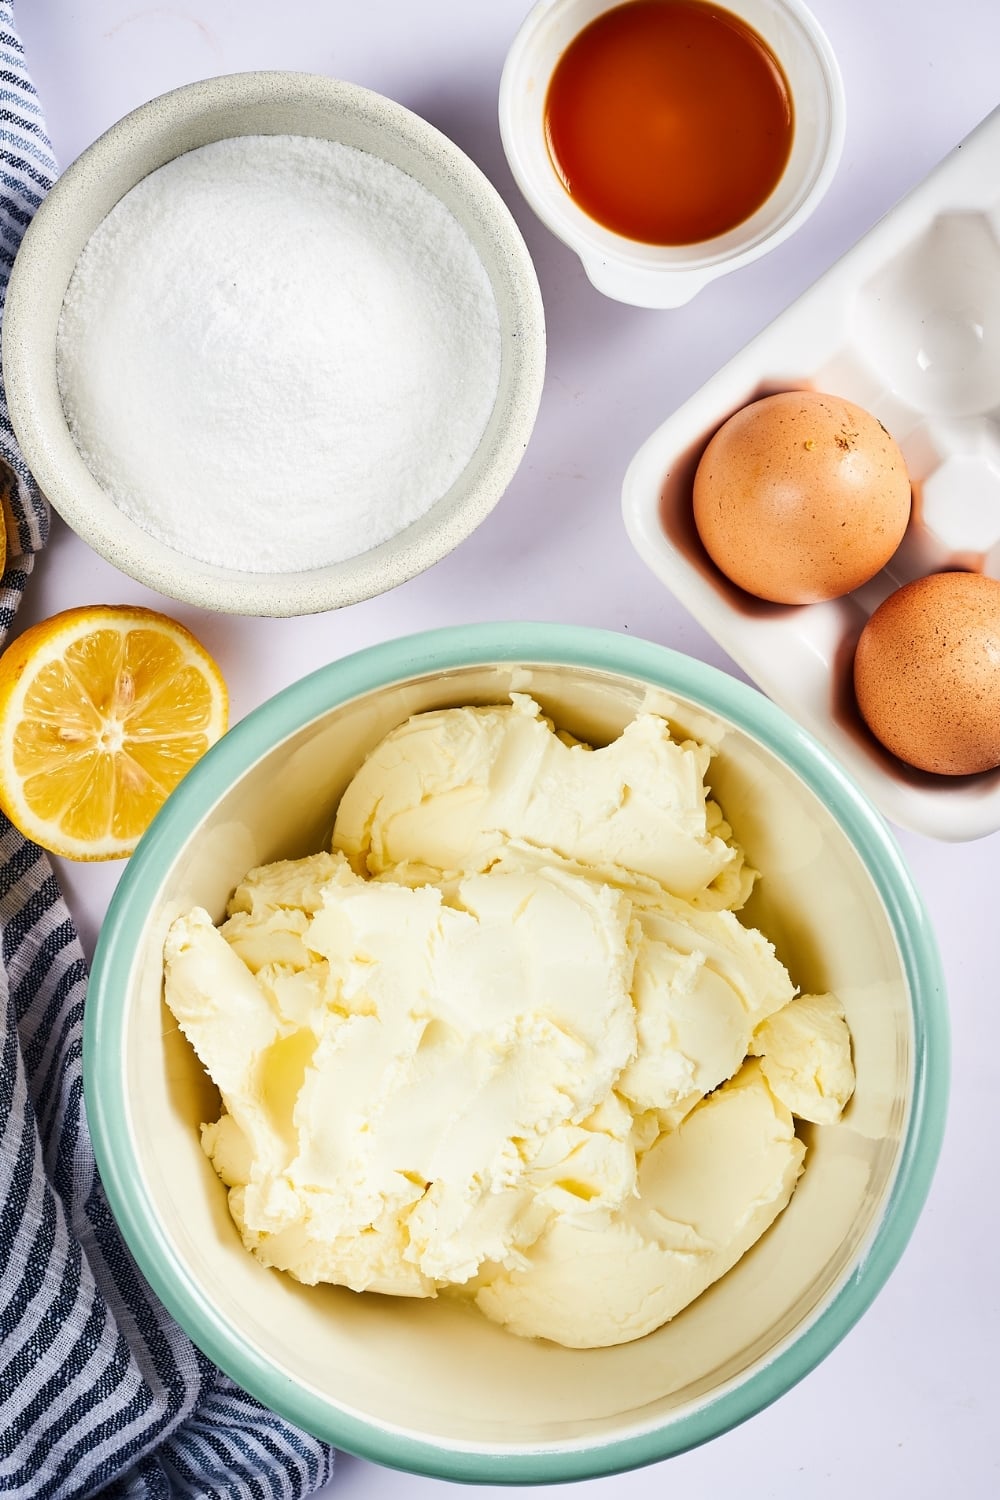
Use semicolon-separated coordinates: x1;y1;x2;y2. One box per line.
623;105;1000;842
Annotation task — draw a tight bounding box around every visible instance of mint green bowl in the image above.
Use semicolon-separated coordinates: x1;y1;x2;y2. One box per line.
85;624;948;1484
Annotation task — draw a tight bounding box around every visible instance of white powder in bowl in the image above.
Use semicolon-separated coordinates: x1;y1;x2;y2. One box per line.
56;135;503;574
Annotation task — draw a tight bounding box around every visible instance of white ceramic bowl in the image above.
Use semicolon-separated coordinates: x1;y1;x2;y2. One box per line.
2;72;545;616
85;623;947;1483
499;0;845;308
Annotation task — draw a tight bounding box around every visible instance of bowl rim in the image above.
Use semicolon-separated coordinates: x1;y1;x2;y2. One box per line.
2;70;546;616
85;623;949;1483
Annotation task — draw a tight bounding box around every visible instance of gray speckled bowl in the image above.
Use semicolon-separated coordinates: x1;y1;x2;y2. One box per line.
2;72;545;616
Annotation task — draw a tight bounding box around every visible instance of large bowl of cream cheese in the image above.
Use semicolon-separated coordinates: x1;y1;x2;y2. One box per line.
84;623;948;1483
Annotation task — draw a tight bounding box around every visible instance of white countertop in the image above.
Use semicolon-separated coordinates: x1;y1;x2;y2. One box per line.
15;2;1000;1495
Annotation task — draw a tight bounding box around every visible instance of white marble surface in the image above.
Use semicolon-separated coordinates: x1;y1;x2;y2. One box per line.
14;1;1000;1494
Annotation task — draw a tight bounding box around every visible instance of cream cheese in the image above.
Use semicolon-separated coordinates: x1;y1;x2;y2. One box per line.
750;992;856;1124
163;696;855;1348
333;694;753;909
166;856;640;1294
472;1060;805;1348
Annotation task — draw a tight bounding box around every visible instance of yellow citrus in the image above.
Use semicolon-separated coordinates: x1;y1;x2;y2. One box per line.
0;461;14;578
0;605;228;860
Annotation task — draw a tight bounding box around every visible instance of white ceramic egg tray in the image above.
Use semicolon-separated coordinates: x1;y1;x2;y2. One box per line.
624;104;1000;842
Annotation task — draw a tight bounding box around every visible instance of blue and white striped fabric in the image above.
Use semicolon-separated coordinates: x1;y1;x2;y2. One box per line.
0;10;336;1495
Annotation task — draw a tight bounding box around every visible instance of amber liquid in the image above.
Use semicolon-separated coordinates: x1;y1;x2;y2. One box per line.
544;0;794;246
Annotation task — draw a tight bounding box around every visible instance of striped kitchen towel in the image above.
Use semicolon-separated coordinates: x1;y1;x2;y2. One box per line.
0;9;336;1496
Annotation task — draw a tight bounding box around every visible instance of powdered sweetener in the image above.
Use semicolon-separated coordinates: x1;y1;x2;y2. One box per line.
56;135;503;573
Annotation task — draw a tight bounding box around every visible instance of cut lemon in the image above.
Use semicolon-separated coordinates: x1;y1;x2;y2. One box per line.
0;460;13;578
0;605;228;860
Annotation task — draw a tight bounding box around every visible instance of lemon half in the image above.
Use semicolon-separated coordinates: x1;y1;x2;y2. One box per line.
0;605;228;860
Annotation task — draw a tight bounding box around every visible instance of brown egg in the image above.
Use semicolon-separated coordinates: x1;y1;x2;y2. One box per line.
692;390;912;604
853;571;1000;776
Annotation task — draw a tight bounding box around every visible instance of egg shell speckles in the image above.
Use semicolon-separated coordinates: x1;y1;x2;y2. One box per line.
692;390;912;605
853;571;1000;776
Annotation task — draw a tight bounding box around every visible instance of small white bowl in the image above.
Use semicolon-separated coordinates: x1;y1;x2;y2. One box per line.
85;623;947;1482
499;0;845;308
2;72;546;616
